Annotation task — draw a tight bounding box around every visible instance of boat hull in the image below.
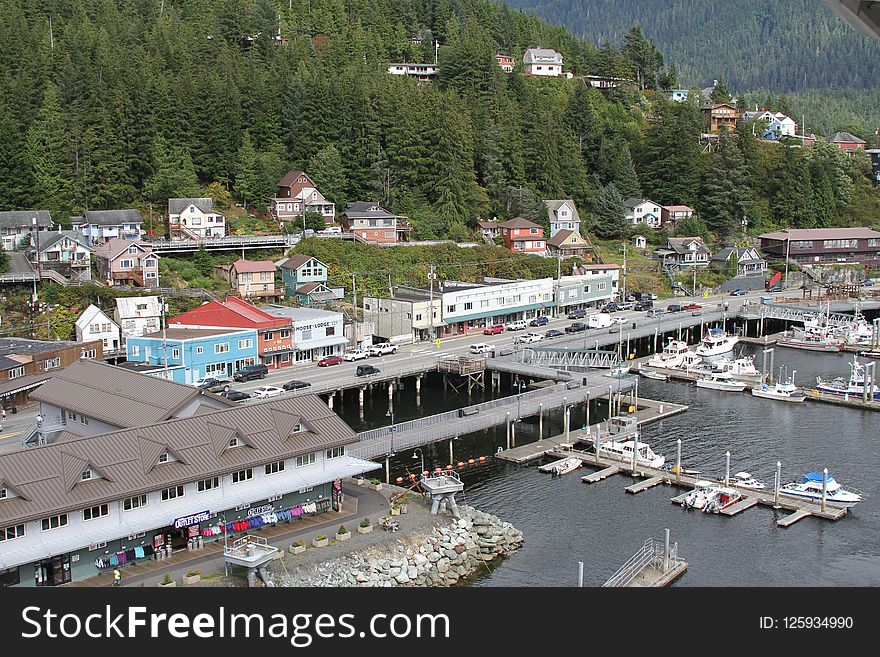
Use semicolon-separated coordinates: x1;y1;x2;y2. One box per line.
750;388;806;402
778;490;860;508
777;340;843;352
816;384;880;400
696;379;748;392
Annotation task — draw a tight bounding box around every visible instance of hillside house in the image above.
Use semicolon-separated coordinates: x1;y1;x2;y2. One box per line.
93;239;159;288
278;254;343;305
498;217;546;255
271;170;336;226
523;49;563;77
711;246;768;278
661;205;695;229
341;202;407;244
168;198;226;239
75;305;121;354
496;53;514;72
71;209;143;246
0;210;52;251
653;237;711;269
546;230;594;259
32;230;92;283
828;131;866;153
625;198;663;229
545;199;581;238
702;103;740;132
224;259;282;302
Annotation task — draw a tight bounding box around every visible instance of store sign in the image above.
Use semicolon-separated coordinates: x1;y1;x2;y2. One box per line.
173;510;210;529
247;504;275;518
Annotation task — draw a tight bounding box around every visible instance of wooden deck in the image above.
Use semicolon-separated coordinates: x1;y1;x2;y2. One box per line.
625;475;665;494
582;466;620;483
719;496;759;516
626;562;688;587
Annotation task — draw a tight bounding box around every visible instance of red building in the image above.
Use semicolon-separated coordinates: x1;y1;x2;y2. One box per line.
828;131;866;153
168;297;294;370
495;53;514;72
498;217;546;255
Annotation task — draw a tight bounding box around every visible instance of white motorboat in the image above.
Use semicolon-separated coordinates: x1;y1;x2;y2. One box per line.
682;481;717;509
815;355;880;400
711;354;762;383
638;366;669;381
549;457;583;477
778;319;843;352
695;372;748;392
646;338;690;369
751;368;806;402
605;363;631;378
672;351;707;373
779;472;862;508
731;472;766;489
703;487;743;513
591;436;665;468
695;328;739;359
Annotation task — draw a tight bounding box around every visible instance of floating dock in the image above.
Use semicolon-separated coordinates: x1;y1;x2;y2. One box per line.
803;390;880;411
602;533;687;588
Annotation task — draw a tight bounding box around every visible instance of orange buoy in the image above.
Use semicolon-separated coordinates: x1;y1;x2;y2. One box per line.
468;458;475;465
479;456;486;462
396;477;404;484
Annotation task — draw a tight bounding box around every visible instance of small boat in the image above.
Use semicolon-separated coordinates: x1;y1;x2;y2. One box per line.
549;457;583;477
815;355;880;400
660;463;702;476
682;481;718;509
672;351;706;373
751;367;806;402
711;353;762;383
696;372;748;392
731;472;766;490
778;321;843;352
779;472;862;508
605;363;631;378
639;368;669;381
646;338;690;369
591;435;666;468
695;328;740;359
703;487;743;513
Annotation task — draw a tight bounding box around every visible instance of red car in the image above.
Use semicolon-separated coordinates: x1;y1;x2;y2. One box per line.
683;303;702;310
484;324;504;335
317;356;343;367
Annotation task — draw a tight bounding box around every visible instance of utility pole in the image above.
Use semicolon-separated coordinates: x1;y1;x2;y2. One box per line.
161;296;169;377
783;227;791;290
351;273;357;323
428;264;436;341
621;241;627;302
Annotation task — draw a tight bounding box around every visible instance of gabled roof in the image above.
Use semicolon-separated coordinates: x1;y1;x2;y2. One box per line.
93;238;155;261
39;230;90;252
343;202;397;219
0;210;52;229
545;199;581;225
168;198;216;215
476;220;500;229
231;258;275;273
759;227;880;241
524;48;563;63
30;360;234;429
0;395;359;527
661;237;710;255
75;209;142;225
280;254;325;271
625;198;660;210
115;295;162;319
169;297;288;330
829;131;866;144
711;247;764;263
277;170;313;188
498;217;541;230
547;230;591;249
663;205;694;213
75;305;116;331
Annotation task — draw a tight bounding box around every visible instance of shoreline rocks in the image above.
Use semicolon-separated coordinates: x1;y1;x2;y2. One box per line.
270;506;523;587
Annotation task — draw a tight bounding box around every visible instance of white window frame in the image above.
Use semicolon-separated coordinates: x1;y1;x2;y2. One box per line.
1;524;25;542
161;485;184;501
231;468;253;484
122;494;147;511
83;503;109;521
265;461;285;475
41;514;69;531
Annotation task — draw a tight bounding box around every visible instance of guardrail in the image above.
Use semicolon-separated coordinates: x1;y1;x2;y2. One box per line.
602;538;682;588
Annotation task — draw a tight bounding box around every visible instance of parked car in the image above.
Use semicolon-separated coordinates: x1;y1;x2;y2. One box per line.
529;316;549;327
683;303;702;310
484;324;505;335
646;308;666;317
565;322;587;333
862;279;874;287
356;365;380;377
545;329;564;338
611;316;628;325
730;289;748;296
566;308;586;320
342;349;369;361
318;355;343;367
588;313;613;329
666;304;684;313
195;377;231;393
221;389;251;401
634;300;653;311
516;332;544;344
766;284;783;292
470;343;495;355
232;364;269;382
600;303;620;313
283;380;311;391
368;343;398;356
617;302;634;311
253;385;284;398
624;294;637;302
505;319;528;331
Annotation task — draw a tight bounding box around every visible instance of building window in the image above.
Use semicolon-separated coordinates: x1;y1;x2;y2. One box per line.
68;411;77;422
265;461;285;475
122;494;147;511
196;347;203;354
8;366;25;379
197;477;219;492
0;488;6;499
82;349;96;359
81;469;92;481
822;239;858;249
158;452;170;463
326;446;345;459
238;339;253;349
41;514;68;531
791;240;813;250
296;453;317;467
326;326;335;336
172;348;180;359
215;343;230;354
1;524;25;542
598;282;607;291
231;469;253;483
120;259;133;269
83;504;109;521
301;330;311;341
130;345;140;357
161;485;184;501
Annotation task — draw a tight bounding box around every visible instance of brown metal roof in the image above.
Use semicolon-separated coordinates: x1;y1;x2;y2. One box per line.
498;217;541;229
29;360;234;428
759;227;880;241
0;395;357;526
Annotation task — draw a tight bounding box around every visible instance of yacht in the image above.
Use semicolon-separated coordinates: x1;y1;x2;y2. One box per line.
731;472;766;490
604;363;631;378
751;368;806;403
591;436;665;468
778;321;843;352
815;356;880;400
695;372;748;392
711;354;762;383
703;487;743;514
646;338;690;369
779;472;862;508
695;328;739;359
673;351;707;373
638;366;669;380
682;481;718;510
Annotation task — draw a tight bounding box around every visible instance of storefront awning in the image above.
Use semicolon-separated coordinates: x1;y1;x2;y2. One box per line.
0;373;53;399
293;335;350;351
445;302;556;325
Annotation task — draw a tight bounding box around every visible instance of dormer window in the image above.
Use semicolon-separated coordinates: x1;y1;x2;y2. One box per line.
228;436;245;448
158;452;170;463
0;488;7;499
292;423;304;434
81;470;92;481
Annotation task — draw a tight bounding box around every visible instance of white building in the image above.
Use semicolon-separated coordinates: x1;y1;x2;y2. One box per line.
387;63;439;82
259;305;348;362
363;287;443;344
741;110;797;137
625;198;663;229
0;210;52;251
440;277;555;334
75;305;121;354
71;209;143;246
114;296;163;346
546;199;581;238
523;48;563;77
168;198;226;239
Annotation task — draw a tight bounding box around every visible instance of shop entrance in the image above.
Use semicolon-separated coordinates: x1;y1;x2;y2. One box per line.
34;553;71;586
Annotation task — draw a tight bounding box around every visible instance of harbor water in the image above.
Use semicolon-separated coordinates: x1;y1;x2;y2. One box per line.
340;343;880;586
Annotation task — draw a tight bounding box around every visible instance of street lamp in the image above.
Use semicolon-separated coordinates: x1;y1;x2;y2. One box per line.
413;448;425;478
513;379;525;420
386;407;395;455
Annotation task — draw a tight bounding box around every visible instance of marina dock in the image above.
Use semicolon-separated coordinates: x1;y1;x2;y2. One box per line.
602;532;688;588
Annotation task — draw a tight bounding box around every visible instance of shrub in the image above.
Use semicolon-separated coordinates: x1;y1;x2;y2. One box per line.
186;569;200;578
315;535;327;541
338;525;347;534
294;539;305;547
161;573;173;585
360;518;371;528
370;478;381;485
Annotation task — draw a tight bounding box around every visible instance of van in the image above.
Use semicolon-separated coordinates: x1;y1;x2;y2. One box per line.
356;365;380;377
505;320;528;331
233;364;269;381
588;313;613;329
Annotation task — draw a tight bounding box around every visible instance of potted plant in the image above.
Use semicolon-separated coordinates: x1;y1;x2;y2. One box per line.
390;503;400;516
182;569;201;586
159;573;176;588
399;500;409;514
369;478;383;491
335;525;351;541
312;534;329;548
357;518;373;534
289;539;306;555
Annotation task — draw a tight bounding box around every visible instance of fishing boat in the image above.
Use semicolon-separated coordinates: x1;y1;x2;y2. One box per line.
638;365;669;381
778;318;843;352
779;472;862;508
815;356;880;400
646;338;690;369
695;328;740;359
731;472;766;490
711;353;763;383
591;436;666;468
751;367;806;402
703;487;743;514
682;481;718;510
549;457;583;477
695;372;748;392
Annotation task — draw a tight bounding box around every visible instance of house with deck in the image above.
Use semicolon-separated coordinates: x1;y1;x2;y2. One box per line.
498;217;546;255
271;171;336;227
168;198;226;239
626;198;663;229
653;237;711;269
0;210;52;251
523;48;563;76
71;210;143;246
93;239;159;288
223;259;282;302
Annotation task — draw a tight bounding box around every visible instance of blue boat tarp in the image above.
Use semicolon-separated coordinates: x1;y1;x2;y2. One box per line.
803;472;836;483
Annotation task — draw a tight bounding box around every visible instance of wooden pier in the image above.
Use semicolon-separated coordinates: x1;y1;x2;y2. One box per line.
625;475;665;494
803;390;880;411
582;466;620;483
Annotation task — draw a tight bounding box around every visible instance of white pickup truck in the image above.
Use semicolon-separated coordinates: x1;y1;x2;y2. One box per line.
516;332;545;344
368;343;398;356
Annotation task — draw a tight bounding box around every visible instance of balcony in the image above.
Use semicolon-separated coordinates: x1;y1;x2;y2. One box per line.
112;269;145;286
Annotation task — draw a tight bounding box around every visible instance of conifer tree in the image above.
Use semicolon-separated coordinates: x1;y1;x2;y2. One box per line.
592;183;628;239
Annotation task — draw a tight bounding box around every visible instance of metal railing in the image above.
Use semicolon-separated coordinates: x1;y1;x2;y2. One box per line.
520;347;620;369
602;538;681;587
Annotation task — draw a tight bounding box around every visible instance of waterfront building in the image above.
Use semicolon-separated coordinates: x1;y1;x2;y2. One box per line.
363;286;443;344
554;264;620;314
440;277;555;334
258;305;348;363
758;227;880;268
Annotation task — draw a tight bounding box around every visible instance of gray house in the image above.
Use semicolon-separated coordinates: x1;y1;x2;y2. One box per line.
653;237;711;269
711;246;767;278
0;210;52;251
